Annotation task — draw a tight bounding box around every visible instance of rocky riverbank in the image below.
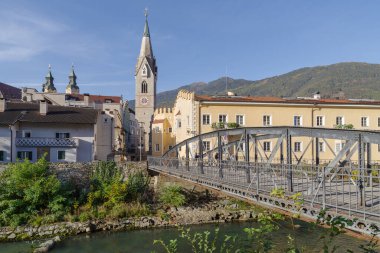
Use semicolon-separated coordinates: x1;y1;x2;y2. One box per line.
0;200;258;244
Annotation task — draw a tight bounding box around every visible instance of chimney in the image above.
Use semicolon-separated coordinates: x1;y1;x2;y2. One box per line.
83;93;90;106
0;98;6;112
313;91;321;100
40;100;48;115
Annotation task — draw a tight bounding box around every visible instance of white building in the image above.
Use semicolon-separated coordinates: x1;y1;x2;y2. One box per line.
22;86;125;161
0;98;100;163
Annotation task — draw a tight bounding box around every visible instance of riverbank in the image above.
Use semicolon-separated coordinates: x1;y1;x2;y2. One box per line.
0;199;259;243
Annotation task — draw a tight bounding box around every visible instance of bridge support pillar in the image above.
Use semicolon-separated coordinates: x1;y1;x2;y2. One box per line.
218;132;223;179
315;137;320;166
199;136;204;174
358;134;364;206
185;141;189;171
286;129;293;192
367;142;372;187
245;130;250;183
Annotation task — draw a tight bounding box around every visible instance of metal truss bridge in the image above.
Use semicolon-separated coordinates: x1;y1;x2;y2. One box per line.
148;126;380;235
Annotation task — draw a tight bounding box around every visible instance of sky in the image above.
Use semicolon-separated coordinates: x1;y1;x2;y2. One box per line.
1;1;380;100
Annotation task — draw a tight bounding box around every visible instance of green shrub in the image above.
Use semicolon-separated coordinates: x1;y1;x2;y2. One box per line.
159;185;186;207
79;211;92;222
126;171;150;202
226;122;239;128
0;156;69;227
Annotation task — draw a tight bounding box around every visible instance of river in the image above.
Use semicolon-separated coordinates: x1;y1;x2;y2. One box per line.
1;220;370;253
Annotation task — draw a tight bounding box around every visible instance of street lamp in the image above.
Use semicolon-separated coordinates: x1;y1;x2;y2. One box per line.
138;121;145;161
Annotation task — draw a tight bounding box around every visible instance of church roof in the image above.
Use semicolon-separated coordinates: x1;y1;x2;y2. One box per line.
0;82;21;100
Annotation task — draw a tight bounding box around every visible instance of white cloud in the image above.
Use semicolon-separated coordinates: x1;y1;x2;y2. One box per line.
0;9;106;61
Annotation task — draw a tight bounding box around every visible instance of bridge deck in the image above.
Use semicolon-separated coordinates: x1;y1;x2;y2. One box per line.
149;157;380;234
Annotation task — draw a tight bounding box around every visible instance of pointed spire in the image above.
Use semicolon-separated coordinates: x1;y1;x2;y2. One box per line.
143;8;150;37
136;9;157;76
66;64;79;94
43;64;56;93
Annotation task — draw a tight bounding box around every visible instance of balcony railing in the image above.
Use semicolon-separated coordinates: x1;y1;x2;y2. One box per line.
16;137;79;147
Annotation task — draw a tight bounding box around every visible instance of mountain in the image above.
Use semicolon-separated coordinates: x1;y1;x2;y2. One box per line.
129;62;380;109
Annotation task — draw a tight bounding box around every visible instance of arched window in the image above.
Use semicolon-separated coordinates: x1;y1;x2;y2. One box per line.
141;81;148;93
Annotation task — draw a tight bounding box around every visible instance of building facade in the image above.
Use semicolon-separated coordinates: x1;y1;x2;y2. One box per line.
134;13;157;154
0;99;99;163
21;70;126;161
152;90;380;163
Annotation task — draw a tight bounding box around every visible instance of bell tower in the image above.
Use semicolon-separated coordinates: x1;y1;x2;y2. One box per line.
135;9;157;154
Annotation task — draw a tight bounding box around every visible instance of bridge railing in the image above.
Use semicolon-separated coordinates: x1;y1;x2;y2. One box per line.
148;156;380;225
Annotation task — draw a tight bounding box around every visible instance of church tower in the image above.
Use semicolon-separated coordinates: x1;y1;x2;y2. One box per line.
42;65;57;93
135;10;157;154
66;65;80;94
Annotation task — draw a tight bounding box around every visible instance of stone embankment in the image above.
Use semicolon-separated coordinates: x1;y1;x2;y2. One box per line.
0;202;256;243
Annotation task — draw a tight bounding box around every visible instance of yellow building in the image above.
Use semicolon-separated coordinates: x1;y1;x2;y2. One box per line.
151;107;176;156
152;90;380;162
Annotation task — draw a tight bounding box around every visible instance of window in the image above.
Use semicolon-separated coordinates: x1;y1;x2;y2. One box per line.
177;119;182;128
263;115;271;126
293;116;302;126
316;116;324;126
17;151;32;160
155;144;160;152
378;144;380;152
17;130;34;138
361;117;369;127
105;99;113;103
0;151;4;161
141;81;148;93
378;117;380;127
168;145;173;150
219;114;227;123
201;113;209;125
236;115;244;125
154;127;160;133
263;141;271;152
58;151;66;160
142;65;148;76
168;127;172;133
294;142;302;152
335;141;344;153
318;142;325;152
202;141;210;151
56;133;70;138
336;116;344;126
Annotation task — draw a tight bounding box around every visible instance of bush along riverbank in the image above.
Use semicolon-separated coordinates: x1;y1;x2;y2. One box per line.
0;157;260;243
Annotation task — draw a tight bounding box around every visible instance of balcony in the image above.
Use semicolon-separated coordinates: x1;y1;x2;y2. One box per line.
16;137;79;147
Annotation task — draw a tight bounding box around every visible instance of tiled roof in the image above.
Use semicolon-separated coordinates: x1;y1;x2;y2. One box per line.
0;82;21;100
0;102;98;125
67;94;121;104
194;95;380;106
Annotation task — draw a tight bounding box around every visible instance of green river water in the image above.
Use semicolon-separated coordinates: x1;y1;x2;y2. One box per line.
0;220;372;253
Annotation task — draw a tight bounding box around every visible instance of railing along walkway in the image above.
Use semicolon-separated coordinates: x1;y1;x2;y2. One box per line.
148;157;380;234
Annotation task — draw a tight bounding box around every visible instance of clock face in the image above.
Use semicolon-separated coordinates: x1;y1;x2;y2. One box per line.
140;97;149;105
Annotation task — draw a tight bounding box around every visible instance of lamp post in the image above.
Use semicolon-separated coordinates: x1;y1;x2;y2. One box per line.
138;121;145;161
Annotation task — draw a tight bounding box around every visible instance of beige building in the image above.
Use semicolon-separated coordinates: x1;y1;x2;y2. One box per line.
152;90;380;162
